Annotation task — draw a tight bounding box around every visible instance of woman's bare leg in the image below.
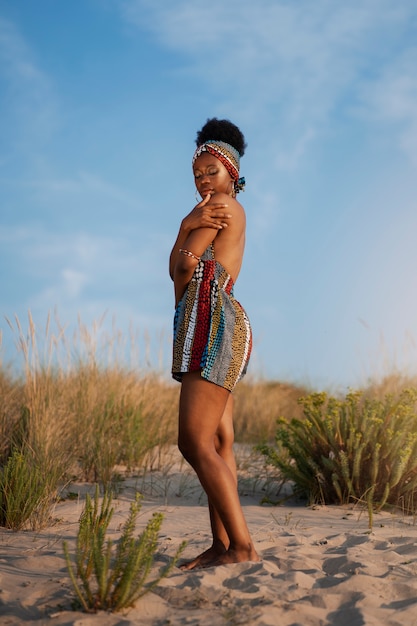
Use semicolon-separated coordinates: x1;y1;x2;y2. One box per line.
180;393;236;570
209;393;238;546
178;372;258;568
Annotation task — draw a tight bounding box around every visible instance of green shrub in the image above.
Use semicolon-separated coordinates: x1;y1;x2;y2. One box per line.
76;395;166;486
63;486;186;612
259;389;417;523
0;447;57;530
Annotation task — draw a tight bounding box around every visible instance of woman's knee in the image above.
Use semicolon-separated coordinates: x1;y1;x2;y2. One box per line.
215;413;235;451
178;432;202;465
214;428;234;454
178;431;218;468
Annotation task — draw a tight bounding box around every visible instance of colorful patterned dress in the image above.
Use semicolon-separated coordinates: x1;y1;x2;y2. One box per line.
172;244;252;391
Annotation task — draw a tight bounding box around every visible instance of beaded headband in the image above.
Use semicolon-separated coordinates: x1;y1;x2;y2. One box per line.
192;140;246;193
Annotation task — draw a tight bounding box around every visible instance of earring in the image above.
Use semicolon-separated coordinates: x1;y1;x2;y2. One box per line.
195;189;200;201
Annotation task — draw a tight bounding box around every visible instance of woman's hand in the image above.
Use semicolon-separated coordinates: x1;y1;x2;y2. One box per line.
182;193;232;232
169;194;232;282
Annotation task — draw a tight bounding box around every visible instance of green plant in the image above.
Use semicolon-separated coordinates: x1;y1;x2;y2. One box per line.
259;389;417;524
0;447;57;530
76;397;162;487
63;485;186;612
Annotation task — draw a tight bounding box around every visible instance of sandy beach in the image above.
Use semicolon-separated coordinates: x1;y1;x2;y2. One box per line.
1;448;417;626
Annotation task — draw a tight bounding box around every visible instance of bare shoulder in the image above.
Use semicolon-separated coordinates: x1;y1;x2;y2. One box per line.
208;192;245;218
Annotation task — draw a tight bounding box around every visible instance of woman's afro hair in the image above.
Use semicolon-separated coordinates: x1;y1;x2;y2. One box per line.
195;118;247;157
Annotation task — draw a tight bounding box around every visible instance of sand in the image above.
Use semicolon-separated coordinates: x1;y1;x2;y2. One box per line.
1;447;417;626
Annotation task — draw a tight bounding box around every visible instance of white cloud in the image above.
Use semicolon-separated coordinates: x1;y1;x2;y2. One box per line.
0;223;170;311
7;222;175;372
274;128;316;172
0;17;58;150
61;269;89;298
4;170;138;210
357;46;417;164
120;0;417;165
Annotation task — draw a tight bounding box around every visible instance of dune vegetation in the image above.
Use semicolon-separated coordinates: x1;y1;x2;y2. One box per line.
1;312;417;533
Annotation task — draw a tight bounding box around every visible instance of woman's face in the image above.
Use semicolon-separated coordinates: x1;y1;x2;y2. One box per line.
193;152;234;198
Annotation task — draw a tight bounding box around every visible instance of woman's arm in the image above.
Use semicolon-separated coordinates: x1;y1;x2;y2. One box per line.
173;225;219;305
169;194;231;280
173;193;245;306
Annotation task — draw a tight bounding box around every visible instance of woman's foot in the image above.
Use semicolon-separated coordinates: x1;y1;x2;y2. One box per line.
179;543;227;571
203;545;260;568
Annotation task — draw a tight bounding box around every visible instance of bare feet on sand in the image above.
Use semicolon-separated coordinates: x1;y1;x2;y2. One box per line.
180;545;260;570
205;546;260;568
180;544;227;571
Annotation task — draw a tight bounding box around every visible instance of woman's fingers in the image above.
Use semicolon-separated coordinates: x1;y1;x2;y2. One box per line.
199;193;212;206
204;202;232;217
202;209;231;228
188;199;232;229
207;205;232;228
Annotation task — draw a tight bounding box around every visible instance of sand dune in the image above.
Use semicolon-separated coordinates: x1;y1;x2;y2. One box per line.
1;456;417;626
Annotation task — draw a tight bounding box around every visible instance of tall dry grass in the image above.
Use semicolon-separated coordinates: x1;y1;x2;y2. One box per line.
233;379;308;442
6;314;179;462
1;311;417;528
0;313;181;528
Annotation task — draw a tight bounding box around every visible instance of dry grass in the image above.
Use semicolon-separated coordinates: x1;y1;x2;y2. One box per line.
361;372;417;399
233;379;309;443
1;312;417;528
0;313;180;529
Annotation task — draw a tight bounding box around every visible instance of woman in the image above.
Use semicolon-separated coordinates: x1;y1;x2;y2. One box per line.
169;118;259;569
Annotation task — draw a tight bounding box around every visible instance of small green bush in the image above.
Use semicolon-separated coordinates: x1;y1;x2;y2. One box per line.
76;397;162;486
0;447;57;530
259;389;417;523
63;486;186;612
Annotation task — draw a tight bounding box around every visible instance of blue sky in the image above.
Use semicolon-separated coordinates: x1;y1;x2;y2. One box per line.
1;0;417;390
